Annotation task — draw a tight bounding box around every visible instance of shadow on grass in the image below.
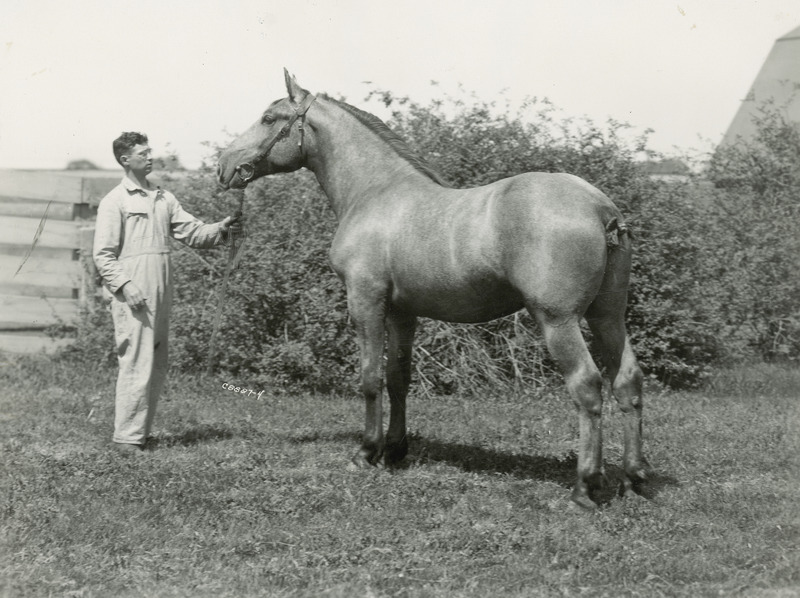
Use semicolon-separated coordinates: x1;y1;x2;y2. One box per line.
409;435;577;487
288;430;362;445
289;430;679;505
410;434;680;504
147;424;236;449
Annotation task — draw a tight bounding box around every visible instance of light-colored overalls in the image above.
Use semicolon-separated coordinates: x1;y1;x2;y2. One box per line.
93;176;224;445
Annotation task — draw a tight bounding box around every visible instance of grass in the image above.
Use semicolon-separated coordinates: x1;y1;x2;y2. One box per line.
1;355;798;597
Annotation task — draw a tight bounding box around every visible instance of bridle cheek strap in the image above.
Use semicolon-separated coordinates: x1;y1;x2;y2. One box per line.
235;94;317;183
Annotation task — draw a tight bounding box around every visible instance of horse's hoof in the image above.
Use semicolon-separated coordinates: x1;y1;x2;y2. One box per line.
384;439;409;466
569;494;599;511
570;488;599;511
623;489;648;503
349;452;375;469
621;461;653;497
588;471;608;491
626;458;654;482
619;469;651;499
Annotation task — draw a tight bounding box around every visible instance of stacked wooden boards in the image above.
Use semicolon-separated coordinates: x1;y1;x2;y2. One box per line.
0;170;119;353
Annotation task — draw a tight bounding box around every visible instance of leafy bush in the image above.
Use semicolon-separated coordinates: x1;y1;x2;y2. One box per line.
704;103;800;362
47;301;116;368
622;179;727;386
166;169;355;393
378;89;725;388
60;90;799;393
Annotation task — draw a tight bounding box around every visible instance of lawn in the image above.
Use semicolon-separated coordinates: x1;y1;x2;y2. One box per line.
1;356;798;597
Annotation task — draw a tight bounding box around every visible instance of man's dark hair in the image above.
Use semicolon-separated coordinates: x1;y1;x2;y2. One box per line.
113;132;149;166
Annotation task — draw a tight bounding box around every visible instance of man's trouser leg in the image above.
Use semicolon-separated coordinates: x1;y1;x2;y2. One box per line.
111;298;156;445
143;315;169;440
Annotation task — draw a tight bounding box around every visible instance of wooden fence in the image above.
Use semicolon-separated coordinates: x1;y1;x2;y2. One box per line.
0;169;119;353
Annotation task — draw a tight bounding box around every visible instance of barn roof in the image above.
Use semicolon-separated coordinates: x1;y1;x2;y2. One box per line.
778;24;800;40
720;24;800;147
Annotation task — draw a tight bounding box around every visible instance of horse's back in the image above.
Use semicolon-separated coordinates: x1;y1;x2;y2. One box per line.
493;171;619;223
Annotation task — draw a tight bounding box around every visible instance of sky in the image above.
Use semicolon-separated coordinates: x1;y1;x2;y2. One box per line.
1;0;799;170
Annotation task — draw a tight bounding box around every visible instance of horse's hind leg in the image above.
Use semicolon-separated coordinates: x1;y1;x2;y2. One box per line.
384;309;417;465
586;313;651;497
535;312;605;509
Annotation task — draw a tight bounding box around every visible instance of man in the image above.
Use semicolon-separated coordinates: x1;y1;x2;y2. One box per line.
93;132;241;454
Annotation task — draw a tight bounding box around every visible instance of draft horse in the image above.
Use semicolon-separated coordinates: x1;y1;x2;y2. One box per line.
217;70;651;508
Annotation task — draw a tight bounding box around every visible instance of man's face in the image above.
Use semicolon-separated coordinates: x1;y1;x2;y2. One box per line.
123;143;153;175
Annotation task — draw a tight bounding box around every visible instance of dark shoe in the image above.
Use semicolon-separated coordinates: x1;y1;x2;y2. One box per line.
112;442;144;455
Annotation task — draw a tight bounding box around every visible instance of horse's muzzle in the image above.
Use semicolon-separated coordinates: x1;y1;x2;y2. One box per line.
216;163;241;190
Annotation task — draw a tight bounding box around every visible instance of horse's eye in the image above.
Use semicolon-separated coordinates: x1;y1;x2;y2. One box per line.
262;114;276;125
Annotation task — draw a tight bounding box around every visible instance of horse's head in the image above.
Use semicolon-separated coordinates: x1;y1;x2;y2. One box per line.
217;69;315;189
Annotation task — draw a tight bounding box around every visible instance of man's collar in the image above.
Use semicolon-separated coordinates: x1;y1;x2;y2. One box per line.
122;174;154;196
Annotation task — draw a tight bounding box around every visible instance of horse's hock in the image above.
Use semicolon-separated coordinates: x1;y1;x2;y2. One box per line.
0;169;117;353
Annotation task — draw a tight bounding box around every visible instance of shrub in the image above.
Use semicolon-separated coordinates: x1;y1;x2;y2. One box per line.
166;169;355;393
59;90;799;393
704;103;800;362
623;179;727;386
381;89;724;388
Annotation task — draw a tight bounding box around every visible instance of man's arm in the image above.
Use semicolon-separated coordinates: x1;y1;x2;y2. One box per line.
93;196;131;293
166;191;231;248
93;196;148;310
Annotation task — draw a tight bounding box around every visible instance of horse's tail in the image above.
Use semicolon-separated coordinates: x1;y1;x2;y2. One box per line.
604;216;632;249
587;215;634;319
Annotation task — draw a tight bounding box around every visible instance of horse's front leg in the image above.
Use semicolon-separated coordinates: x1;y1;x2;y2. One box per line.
347;284;388;468
385;309;417;465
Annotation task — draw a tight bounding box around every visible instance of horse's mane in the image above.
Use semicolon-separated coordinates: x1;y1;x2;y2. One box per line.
322;95;449;187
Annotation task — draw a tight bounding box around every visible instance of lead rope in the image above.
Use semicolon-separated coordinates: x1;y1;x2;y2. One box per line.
206;189;246;374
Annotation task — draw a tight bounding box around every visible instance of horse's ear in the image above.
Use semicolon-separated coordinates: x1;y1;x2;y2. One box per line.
284;68;307;103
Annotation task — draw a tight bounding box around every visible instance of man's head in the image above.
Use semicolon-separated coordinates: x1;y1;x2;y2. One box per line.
113;132;152;175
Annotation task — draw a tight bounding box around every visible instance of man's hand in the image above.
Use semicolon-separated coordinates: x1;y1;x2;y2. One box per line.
220;210;244;236
121;282;147;311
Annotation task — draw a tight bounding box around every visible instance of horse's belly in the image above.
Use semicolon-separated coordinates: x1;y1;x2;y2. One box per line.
391;278;524;324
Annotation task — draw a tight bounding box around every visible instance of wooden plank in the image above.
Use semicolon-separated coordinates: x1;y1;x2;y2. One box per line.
81;175;120;206
1;215;78;249
0;169;120;205
0;294;79;328
0;282;75;299
0;170;84;204
0;331;73;354
0;244;76;261
0;254;83;290
0;253;83;278
0;198;75;220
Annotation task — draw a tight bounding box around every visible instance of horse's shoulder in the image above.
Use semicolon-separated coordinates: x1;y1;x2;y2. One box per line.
329;224;383;271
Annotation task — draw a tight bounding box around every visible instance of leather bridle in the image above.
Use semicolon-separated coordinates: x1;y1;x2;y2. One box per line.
235;93;317;183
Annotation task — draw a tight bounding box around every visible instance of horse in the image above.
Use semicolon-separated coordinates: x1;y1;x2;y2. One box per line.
217;70;651;509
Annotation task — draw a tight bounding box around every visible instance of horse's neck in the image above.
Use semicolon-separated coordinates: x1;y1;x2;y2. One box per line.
307;102;435;219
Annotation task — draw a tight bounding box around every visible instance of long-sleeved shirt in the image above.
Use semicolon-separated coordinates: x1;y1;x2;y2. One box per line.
93;175;225;293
